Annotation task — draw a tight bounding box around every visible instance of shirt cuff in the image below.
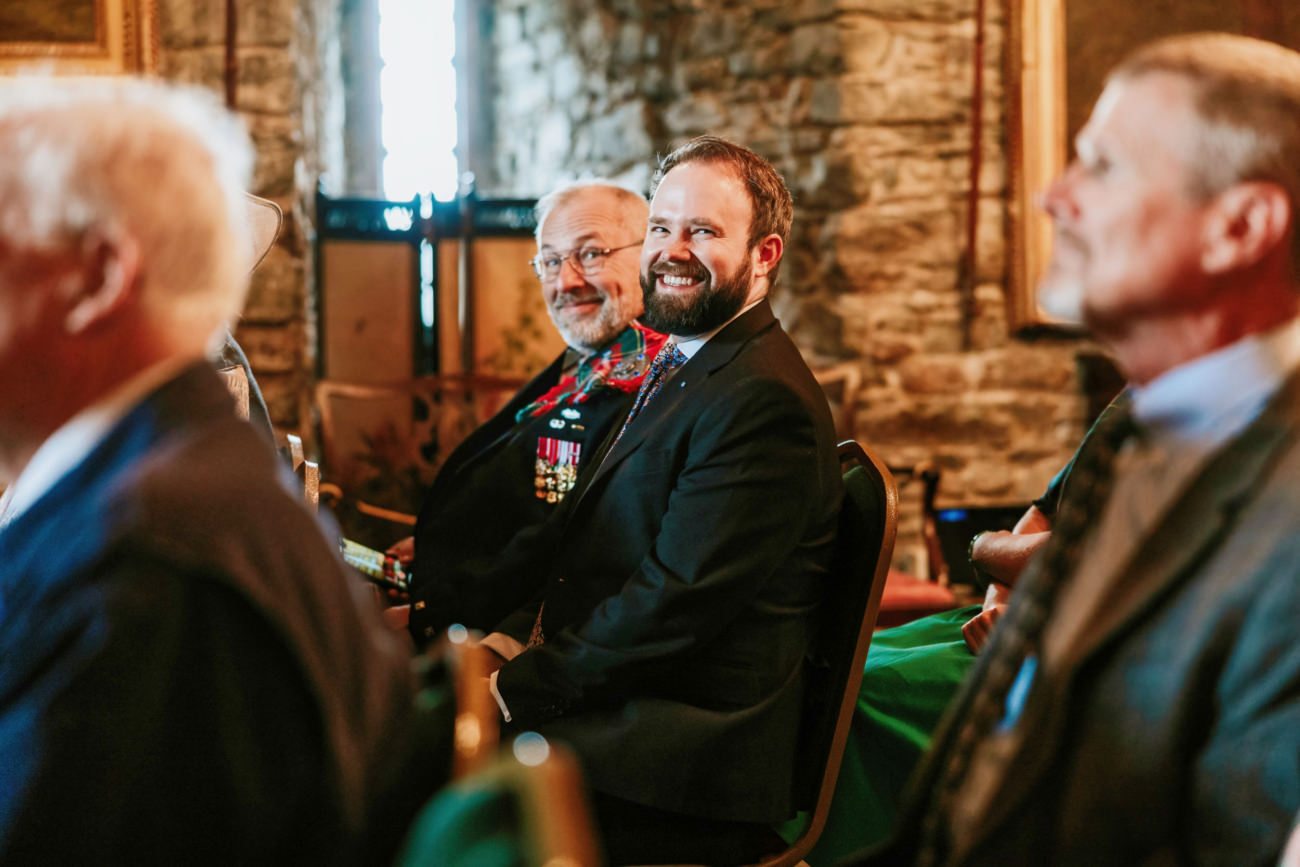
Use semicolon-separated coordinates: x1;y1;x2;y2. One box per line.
481;631;525;662
488;670;512;723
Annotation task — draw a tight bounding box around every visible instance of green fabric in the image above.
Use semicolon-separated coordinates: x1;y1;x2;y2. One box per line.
395;784;526;867
797;604;982;865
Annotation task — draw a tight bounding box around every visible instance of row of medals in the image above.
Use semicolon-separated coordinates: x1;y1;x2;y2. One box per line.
535;457;578;503
533;354;646;503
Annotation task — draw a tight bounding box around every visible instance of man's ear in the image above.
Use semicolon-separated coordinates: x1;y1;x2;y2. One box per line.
1202;182;1292;275
750;233;783;279
64;232;141;335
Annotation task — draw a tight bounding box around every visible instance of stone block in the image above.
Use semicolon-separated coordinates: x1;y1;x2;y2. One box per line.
770;0;838;27
158;0;224;49
975;195;1006;283
813;73;964;124
727;35;789;79
785;295;850;358
663;93;730;135
898;354;977;393
159;45;226;95
686;8;742;56
584;101;654;166
829;200;961;289
979;346;1079;391
857;395;1015;452
237;48;298;114
254;371;303;428
616;20;648;62
968;282;1010;350
839;0;970;24
576;10;614;65
789;21;844;76
551;54;584;101
247;114;300;197
238;0;295;47
236;322;302;374
682;57;730;90
243;246;304;324
836;15;892;75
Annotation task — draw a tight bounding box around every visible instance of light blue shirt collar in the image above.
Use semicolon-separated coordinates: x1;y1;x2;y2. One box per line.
1129;316;1300;451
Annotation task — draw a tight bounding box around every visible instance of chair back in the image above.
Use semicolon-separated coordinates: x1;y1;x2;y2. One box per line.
394;736;600;867
217;364;251;421
313;375;526;524
442;630;502;780
764;439;898;867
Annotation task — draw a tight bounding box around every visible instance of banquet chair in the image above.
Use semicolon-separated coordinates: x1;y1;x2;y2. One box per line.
756;439;898;867
393;734;600;867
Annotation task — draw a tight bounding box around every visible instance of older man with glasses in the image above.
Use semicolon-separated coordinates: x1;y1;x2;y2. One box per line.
395;181;666;648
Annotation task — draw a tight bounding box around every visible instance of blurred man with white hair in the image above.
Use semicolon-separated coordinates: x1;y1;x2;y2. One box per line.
0;77;417;864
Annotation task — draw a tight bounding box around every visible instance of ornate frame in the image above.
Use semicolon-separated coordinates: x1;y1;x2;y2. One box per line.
1006;0;1067;329
0;0;158;75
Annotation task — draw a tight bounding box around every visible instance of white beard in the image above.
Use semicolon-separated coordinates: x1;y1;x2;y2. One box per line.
1037;273;1086;326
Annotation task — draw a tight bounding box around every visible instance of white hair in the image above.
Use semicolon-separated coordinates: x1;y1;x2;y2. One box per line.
0;76;255;348
533;180;648;243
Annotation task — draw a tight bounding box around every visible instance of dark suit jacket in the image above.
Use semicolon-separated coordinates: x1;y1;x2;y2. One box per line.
857;373;1300;867
407;352;637;643
0;363;418;865
493;300;842;824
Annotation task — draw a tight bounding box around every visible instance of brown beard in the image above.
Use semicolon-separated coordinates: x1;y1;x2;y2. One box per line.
639;256;751;336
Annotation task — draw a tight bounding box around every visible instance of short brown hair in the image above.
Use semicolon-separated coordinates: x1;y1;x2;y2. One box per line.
1112;33;1300;273
652;135;794;287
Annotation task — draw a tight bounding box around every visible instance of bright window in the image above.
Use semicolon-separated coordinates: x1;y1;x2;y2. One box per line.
378;0;458;202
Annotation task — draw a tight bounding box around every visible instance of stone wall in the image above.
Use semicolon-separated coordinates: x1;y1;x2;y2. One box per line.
477;0;1097;570
157;0;344;433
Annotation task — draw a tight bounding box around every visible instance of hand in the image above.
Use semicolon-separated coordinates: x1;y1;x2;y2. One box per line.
381;604;410;632
386;536;415;565
961;605;1004;655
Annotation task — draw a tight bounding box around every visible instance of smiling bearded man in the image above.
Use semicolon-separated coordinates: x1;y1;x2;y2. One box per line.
472;136;844;866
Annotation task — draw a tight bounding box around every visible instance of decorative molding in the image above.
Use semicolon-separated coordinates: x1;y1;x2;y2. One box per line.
0;0;157;75
1007;0;1067;330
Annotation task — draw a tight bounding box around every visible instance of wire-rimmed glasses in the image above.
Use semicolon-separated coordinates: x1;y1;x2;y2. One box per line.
530;241;641;281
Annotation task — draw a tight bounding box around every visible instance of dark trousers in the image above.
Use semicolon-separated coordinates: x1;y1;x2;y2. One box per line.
588;790;786;866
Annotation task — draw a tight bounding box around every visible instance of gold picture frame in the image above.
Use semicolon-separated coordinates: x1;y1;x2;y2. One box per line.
0;0;158;76
1007;0;1067;330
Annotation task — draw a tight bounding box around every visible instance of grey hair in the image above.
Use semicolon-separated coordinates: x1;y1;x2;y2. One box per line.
0;75;254;347
1112;33;1300;273
533;180;648;244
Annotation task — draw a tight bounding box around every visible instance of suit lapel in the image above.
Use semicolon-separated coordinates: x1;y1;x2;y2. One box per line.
564;301;779;515
966;369;1300;854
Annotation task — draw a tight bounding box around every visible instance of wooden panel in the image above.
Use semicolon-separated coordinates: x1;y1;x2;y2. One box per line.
435;237;565;379
320;241;417;382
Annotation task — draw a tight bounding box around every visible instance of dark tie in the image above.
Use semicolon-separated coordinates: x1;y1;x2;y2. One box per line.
609;342;687;450
917;396;1136;865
